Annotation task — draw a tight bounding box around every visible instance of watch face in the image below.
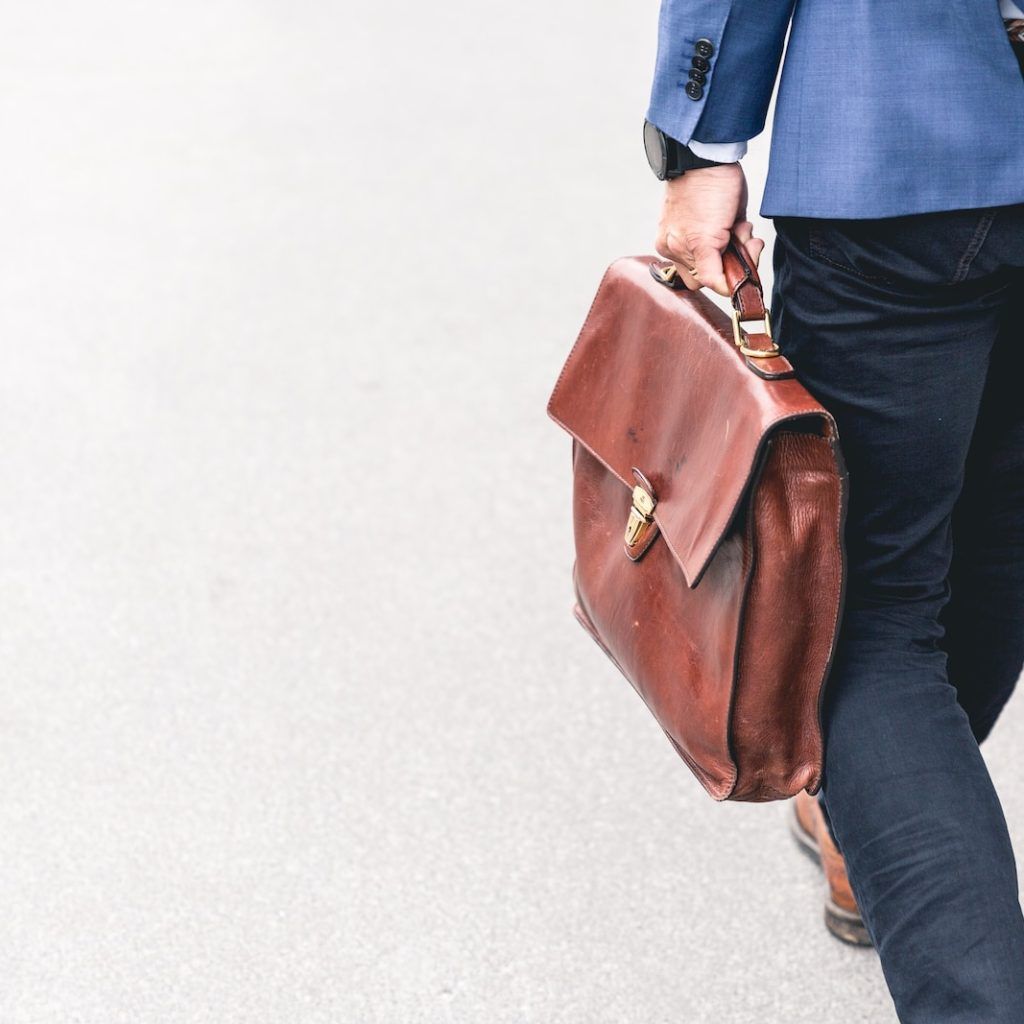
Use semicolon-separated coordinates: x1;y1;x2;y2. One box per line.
643;119;668;180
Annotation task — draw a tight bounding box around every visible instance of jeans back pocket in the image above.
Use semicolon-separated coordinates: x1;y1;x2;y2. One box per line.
781;209;999;289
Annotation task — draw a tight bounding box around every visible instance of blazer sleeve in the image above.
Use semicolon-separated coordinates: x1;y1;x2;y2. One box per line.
646;0;797;147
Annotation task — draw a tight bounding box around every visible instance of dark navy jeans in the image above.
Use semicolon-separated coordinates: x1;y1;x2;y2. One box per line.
772;204;1024;1023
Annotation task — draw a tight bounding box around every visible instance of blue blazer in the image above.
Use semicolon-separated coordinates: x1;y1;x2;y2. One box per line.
647;0;1024;218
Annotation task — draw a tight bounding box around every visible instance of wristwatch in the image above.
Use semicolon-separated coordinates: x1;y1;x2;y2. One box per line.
643;118;727;179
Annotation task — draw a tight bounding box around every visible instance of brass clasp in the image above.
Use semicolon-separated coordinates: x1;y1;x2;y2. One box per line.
625;475;657;552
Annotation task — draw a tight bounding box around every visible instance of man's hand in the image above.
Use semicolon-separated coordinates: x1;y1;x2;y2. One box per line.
654;163;765;296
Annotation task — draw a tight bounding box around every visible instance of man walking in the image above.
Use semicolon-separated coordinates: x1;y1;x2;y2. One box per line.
643;2;1024;1020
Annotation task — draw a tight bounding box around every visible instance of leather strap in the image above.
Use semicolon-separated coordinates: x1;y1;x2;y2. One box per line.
722;238;766;319
649;234;795;379
723;235;794;378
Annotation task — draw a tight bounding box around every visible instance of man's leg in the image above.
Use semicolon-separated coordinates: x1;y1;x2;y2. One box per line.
940;301;1024;742
772;209;1024;1023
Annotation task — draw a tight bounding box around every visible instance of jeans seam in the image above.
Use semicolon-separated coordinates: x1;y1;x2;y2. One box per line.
808;227;893;284
951;210;997;284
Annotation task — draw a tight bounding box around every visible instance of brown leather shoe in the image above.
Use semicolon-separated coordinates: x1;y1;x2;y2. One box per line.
791;790;873;947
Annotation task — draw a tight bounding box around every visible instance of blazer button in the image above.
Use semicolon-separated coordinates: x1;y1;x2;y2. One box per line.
695;38;714;58
688;68;706;84
685;80;704;100
691;54;710;73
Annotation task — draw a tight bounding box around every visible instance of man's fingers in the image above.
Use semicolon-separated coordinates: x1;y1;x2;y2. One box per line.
656;232;702;290
731;220;766;270
659;230;750;295
659;231;694;267
658;228;765;292
675;266;702;290
732;218;754;241
743;236;766;267
692;241;729;296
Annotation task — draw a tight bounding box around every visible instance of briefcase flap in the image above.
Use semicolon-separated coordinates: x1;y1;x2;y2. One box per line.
547;256;837;588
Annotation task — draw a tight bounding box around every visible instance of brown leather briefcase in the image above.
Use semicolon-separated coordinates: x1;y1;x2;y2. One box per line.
546;241;848;802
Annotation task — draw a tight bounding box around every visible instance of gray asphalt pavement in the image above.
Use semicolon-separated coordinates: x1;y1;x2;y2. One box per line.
0;2;1019;1021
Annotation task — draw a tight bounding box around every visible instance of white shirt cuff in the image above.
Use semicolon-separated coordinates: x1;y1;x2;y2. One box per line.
1000;0;1024;17
688;139;748;163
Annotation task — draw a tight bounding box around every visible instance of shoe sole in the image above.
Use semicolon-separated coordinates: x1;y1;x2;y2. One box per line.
789;809;874;948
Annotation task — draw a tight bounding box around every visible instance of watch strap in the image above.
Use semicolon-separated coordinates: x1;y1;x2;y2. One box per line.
666;131;731;175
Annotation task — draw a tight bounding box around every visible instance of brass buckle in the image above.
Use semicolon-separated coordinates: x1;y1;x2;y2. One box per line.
731;308;779;358
649;262;686;290
652;263;678;286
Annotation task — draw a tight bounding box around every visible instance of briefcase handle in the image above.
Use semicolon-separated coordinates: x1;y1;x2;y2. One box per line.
650;233;783;366
722;237;780;360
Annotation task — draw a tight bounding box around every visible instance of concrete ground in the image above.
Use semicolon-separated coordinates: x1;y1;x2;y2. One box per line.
0;1;1019;1021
